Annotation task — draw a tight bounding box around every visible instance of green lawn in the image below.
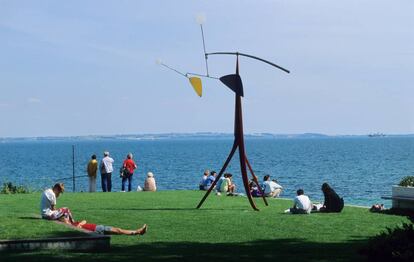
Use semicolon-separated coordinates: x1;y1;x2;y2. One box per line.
0;191;409;261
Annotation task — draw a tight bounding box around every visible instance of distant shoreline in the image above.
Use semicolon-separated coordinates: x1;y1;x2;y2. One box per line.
2;132;414;142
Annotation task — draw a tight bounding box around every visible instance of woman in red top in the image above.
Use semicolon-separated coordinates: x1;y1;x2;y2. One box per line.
121;153;137;192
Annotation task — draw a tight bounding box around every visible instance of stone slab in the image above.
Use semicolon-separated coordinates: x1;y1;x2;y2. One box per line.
0;235;110;252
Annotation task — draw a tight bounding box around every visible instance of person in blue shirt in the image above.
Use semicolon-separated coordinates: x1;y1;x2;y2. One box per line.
204;170;217;190
199;170;210;190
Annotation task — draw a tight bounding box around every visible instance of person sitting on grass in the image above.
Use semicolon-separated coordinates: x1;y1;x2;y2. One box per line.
288;189;312;214
215;173;225;195
40;183;74;223
144;172;157;192
203;170;217;190
263;175;283;197
199;169;210;190
249;180;263;197
220;173;236;195
319;183;344;213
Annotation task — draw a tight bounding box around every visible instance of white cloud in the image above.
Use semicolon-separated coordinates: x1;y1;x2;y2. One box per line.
27;97;41;104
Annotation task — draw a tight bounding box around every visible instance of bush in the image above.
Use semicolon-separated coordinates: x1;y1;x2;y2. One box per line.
1;182;29;194
399;176;414;187
360;223;414;261
361;208;414;262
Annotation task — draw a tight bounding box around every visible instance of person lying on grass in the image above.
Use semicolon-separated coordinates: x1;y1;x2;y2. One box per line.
59;216;148;236
73;221;147;236
40;183;75;223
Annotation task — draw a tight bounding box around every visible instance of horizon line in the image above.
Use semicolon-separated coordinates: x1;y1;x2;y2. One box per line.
1;132;412;140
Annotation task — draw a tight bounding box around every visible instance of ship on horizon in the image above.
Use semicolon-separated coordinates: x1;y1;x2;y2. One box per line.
368;132;386;138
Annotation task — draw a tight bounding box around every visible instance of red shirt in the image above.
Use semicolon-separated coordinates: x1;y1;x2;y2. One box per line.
123;159;137;174
73;222;97;231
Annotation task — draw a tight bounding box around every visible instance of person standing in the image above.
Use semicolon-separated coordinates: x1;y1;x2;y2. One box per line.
100;151;114;192
87;154;98;192
121;153;137;192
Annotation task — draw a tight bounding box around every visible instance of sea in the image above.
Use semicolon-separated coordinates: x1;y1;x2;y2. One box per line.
1;135;413;207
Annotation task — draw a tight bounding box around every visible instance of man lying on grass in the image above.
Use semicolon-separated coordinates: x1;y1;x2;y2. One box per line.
60;216;148;236
40;183;75;223
73;221;147;236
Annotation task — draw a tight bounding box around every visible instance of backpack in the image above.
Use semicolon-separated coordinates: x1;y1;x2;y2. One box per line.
120;166;132;178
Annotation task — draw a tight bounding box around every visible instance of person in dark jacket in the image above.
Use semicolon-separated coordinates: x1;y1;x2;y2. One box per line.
320;183;344;212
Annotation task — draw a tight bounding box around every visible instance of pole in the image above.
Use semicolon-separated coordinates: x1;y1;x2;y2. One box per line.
200;24;209;76
72;145;75;192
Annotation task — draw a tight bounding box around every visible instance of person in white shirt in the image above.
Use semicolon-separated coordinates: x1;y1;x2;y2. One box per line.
263;175;283;197
216;175;225;194
40;183;74;222
100;151;114;192
289;189;312;214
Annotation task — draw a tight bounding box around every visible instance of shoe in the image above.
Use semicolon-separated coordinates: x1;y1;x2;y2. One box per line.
121;190;126;192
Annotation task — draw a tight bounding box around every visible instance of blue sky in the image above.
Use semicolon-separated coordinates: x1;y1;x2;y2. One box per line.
0;0;413;137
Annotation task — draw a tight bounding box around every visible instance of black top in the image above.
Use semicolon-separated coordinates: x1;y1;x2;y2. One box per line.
323;191;344;212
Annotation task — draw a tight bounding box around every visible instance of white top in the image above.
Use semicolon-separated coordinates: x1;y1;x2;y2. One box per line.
220;178;231;192
294;194;312;213
216;177;225;191
101;156;114;173
199;175;207;186
263;180;283;194
40;188;56;217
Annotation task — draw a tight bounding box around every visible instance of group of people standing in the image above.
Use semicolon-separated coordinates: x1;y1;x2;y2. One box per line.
86;151;156;193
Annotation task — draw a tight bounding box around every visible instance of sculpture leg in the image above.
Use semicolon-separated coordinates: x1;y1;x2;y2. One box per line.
238;147;259;211
245;157;268;206
196;140;238;209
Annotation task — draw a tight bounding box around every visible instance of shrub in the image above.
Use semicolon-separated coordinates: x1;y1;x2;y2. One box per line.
1;182;29;194
360;223;414;261
399;176;414;187
361;208;414;262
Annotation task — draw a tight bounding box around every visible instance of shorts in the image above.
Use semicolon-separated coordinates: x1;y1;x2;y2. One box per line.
95;225;113;234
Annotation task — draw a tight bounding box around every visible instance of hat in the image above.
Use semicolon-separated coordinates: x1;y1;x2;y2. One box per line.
147;172;154;177
53;183;65;193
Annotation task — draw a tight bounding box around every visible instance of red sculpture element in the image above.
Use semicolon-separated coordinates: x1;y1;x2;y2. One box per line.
197;56;269;211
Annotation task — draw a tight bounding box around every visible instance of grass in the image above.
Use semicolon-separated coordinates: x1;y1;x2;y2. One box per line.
0;191;410;261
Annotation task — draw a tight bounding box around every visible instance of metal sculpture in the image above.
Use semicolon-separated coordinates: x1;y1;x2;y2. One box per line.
159;16;290;210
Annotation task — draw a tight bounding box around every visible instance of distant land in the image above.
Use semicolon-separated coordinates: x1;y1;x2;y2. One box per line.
1;132;414;142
